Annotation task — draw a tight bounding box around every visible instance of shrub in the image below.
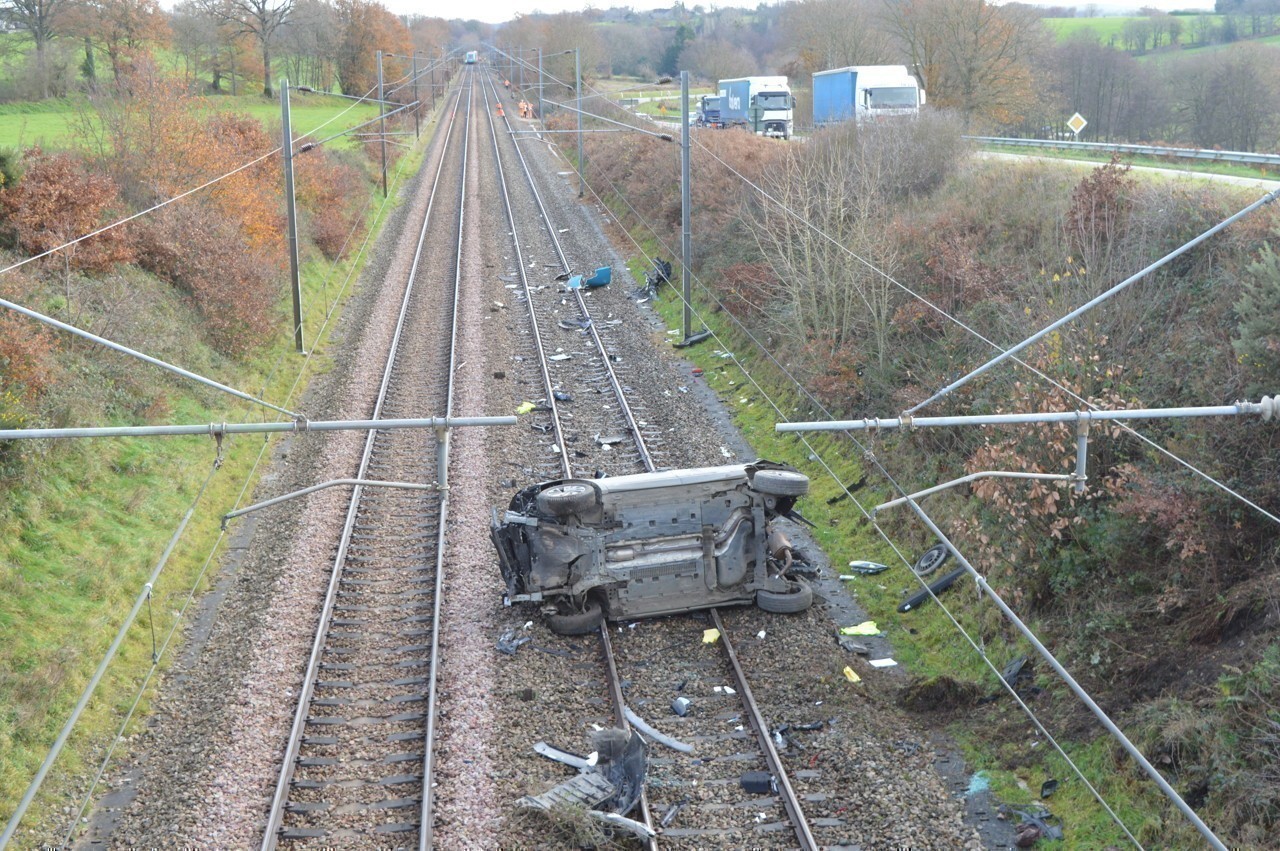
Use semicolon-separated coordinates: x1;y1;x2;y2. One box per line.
1232;243;1280;398
293;147;371;260
0;149;133;272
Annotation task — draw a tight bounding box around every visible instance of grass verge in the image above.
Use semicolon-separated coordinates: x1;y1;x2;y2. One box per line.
0;102;436;846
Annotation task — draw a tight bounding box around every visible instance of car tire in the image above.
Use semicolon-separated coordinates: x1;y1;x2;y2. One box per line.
535;482;596;516
756;580;813;614
913;543;950;577
546;597;604;635
752;469;809;497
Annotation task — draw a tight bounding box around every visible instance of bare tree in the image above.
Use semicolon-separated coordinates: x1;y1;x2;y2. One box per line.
0;0;64;97
680;37;756;82
783;0;895;75
193;0;293;96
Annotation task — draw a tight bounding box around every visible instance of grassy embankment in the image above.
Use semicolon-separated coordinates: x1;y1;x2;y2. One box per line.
0;97;435;842
605;157;1226;847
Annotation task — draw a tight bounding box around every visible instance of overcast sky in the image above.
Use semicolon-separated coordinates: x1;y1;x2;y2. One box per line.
386;0;1213;26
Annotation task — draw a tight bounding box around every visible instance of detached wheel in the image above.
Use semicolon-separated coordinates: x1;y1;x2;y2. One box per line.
752;469;809;497
913;543;950;577
535;482;596;516
756;580;813;614
546;597;604;635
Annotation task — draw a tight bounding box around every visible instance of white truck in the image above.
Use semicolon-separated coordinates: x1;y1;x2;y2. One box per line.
812;65;925;125
717;76;794;139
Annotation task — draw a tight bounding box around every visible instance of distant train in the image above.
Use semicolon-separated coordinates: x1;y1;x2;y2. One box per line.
464;51;478;65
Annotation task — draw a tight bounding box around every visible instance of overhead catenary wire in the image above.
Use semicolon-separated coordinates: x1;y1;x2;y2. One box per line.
524;80;1223;845
21;76;453;849
690;135;1280;529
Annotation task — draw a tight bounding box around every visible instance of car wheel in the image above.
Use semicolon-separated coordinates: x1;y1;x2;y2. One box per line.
756;580;813;614
913;543;950;576
535;482;596;516
546;596;604;635
752;469;809;497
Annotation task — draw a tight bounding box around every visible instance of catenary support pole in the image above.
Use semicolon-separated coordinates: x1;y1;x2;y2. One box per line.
680;70;693;342
377;50;388;197
412;51;420;139
575;47;583;198
536;47;542;121
280;78;304;354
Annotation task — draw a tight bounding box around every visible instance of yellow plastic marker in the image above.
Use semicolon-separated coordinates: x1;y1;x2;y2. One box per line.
702;628;721;644
515;401;536;415
840;621;880;636
843;666;861;683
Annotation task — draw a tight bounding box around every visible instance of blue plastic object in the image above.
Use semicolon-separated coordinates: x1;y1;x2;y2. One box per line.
583;266;612;287
566;275;583;290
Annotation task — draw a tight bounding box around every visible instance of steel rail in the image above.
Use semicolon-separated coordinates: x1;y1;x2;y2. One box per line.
477;71;574;475
709;609;818;850
260;77;469;851
420;64;476;851
485;73;657;475
481;73;660;849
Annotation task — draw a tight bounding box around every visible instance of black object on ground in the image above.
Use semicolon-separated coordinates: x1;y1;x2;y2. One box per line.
898;566;968;613
1002;655;1031;688
673;329;712;348
740;771;774;795
1039;778;1058;799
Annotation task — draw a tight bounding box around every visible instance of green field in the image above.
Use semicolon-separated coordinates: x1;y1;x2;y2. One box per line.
0;94;378;151
1044;14;1224;43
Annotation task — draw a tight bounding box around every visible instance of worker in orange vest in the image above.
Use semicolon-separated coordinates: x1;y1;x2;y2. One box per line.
504;79;510;89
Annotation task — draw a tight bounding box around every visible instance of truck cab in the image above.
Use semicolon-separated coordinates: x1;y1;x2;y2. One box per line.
718;76;795;140
491;461;815;633
696;95;723;128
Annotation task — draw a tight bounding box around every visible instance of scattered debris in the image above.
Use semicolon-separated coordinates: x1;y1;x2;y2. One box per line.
913;543;951;576
838;637;870;655
558;317;592;331
548;353;573;361
493;370;506;380
898;566;968;613
843;666;861;683
623;706;694;753
583;266;612;287
1003;656;1031;688
868;658;898;668
552;390;574;402
521;729;649;834
594;433;626;447
496;628;532;656
846;560;889;576
673;329;711;348
1040;779;1058;799
515;401;536;415
1013;806;1063;846
659;798;689;828
825;474;868;505
702;628;720;644
840;621;880;636
671;697;691;717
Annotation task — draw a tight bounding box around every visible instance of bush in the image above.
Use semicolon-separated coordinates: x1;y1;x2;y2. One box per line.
0;149;133;272
293;147;372;260
1232;243;1280;398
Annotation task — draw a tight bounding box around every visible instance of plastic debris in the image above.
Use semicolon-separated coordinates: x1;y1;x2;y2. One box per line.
740;771;774;795
659;798;689;828
515;401;536;415
838;637;870;655
846;560;889;576
1040;779;1058;799
702;628;720;644
496;628;532;655
843;666;861;683
671;697;691;716
756;630;766;640
552;390;574;402
548;353;572;361
840;621;880;636
868;658;898;668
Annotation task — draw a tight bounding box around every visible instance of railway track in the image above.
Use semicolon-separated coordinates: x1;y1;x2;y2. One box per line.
261;72;475;850
482;72;819;848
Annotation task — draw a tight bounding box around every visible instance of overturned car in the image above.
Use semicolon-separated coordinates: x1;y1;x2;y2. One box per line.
491;461;814;634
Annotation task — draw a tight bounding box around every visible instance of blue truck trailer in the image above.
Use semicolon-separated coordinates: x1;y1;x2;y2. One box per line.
812;65;924;125
717;76;794;139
